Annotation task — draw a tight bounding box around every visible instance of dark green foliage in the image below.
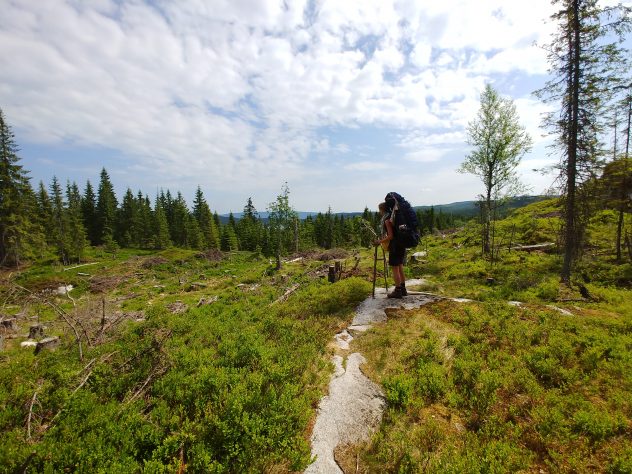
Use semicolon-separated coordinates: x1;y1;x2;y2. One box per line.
153;197;171;249
0;108;40;267
356;300;632;472
66;181;88;262
81;180;98;245
96;168;118;246
193;187;220;250
50;176;70;265
0;248;371;472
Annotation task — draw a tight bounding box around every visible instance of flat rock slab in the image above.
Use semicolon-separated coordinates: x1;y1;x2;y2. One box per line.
305;353;385;474
354;279;438;326
306;281;437;473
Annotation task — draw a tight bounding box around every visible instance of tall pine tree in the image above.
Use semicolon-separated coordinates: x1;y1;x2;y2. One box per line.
66;181;88;262
82;180;98;245
50;177;70;265
96;168;118;246
536;0;630;281
0;108;37;266
192;187;220;250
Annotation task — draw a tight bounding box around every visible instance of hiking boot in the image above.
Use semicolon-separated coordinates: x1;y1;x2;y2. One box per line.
387;286;403;299
400;284;408;296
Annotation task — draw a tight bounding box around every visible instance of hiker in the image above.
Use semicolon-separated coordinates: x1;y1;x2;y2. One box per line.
375;201;407;298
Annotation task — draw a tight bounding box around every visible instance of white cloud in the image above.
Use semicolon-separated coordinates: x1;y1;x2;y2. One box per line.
1;0;595;210
344;161;389;171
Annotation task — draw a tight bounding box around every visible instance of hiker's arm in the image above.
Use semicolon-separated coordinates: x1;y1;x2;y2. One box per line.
374;220;394;246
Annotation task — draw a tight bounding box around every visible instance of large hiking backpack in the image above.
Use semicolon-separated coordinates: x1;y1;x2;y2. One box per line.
385;192;420;249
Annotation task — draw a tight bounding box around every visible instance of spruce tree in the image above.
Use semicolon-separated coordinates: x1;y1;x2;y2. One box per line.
96;168;118;246
170;192;189;246
153;197;171;249
82;180;98;245
66;181;88;262
36;181;55;249
50;177;70;264
192;187;220;250
117;188;138;247
138;192;154;248
0;108;36;266
185;215;203;249
236;197;261;251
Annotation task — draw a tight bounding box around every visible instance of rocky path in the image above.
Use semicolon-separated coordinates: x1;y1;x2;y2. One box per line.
305;280;438;473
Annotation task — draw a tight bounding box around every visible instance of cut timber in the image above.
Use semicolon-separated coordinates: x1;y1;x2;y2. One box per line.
270;284;300;305
63;262;99;271
511;243;555;252
35;336;60;354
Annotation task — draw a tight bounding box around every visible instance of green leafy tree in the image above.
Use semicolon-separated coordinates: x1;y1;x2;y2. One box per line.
535;0;630;281
267;183;298;268
459;84;532;254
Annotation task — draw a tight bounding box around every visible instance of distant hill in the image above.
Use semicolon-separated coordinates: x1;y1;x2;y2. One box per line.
413;195;550;217
220;196;550;222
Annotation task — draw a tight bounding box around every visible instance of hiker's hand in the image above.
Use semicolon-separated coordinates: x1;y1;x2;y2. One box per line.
373;239;380;247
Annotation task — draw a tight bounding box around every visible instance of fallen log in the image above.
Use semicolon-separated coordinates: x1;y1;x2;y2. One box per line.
510;243;556;252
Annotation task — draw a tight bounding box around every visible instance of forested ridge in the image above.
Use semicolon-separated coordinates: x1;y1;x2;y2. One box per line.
0;107;464;268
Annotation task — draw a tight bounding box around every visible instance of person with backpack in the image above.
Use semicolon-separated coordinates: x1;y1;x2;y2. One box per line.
374;192;419;298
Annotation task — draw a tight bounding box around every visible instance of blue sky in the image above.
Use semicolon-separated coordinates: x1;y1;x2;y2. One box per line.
1;0;629;213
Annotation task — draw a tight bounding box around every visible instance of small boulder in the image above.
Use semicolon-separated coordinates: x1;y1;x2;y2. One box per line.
411;251;427;261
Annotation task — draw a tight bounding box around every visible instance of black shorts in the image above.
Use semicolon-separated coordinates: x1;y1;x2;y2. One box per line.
388;239;405;266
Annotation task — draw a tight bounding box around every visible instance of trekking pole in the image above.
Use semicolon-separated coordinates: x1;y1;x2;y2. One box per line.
381;246;388;292
372;244;378;298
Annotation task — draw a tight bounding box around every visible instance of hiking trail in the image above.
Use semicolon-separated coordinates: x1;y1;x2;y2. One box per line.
304;279;438;473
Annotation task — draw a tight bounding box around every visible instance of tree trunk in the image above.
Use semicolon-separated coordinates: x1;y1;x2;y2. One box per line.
561;0;581;283
616;207;624;262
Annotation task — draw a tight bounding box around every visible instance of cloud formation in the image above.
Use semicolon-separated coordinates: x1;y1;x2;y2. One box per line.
0;0;580;211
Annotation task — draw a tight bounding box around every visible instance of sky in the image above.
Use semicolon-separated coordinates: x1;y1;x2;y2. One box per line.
0;0;629;214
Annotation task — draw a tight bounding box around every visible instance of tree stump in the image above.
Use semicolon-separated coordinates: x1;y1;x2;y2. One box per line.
29;324;45;339
35;336;60;354
0;318;17;331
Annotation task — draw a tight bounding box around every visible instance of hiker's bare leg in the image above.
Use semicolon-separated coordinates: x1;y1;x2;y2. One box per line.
391;266;401;286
